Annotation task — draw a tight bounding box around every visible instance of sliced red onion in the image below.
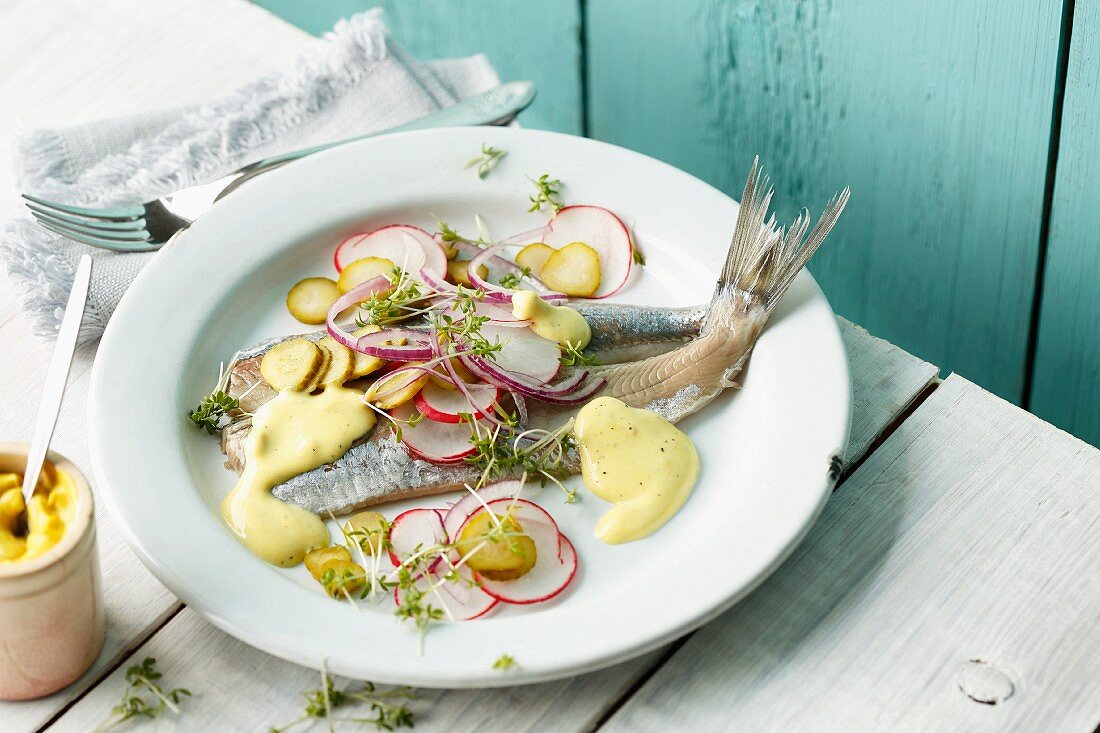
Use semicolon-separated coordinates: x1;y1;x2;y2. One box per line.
497;224;552;246
460;354;596;399
510;374;607;405
325;275;418;355
335;326;435;361
431;325;505;429
454;240;565;302
419;266;458;294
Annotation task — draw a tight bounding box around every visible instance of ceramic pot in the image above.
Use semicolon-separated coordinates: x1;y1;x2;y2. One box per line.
0;443;104;700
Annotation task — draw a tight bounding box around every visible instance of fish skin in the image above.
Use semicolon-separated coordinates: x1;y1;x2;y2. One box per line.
220;302;707;464
217;161;849;517
219;303;705;515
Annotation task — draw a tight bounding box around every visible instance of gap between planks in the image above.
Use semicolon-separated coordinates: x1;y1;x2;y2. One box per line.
33;605;185;733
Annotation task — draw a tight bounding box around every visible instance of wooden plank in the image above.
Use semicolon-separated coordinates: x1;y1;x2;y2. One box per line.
253;0;584;134
839;318;938;465
0;1;312;730
598;374;1100;733
37;318;936;732
586;0;1064;403
1030;0;1100;447
44;609;667;733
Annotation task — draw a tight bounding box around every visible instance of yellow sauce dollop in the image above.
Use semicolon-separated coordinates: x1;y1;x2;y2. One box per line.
221;385;375;567
574;396;699;544
0;463;77;563
511;290;591;349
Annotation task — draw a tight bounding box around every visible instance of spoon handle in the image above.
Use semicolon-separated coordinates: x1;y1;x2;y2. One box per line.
21;254;92;503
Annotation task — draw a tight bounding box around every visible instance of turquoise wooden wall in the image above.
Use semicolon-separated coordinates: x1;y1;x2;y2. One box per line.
255;1;582;133
1031;0;1100;446
256;0;1097;446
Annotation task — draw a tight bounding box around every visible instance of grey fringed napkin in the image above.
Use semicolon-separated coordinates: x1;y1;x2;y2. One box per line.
1;9;499;344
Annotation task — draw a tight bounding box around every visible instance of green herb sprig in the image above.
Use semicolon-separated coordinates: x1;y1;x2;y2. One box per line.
270;666;415;733
559;341;598;367
499;266;531;290
464;419;578;503
465;143;507;179
528;174;564;214
189;390;239;434
96;658;191;731
356;267;426;327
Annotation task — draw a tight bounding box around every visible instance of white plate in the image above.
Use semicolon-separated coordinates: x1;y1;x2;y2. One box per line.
89;128;850;687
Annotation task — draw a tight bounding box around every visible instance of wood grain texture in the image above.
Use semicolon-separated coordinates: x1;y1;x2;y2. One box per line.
0;0;311;729
600;374;1100;733
586;0;1064;403
839;318;938;464
253;0;584;134
1030;0;1100;447
33;315;935;733
44;608;666;733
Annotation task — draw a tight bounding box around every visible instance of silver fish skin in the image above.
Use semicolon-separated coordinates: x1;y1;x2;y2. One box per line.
219;160;849;517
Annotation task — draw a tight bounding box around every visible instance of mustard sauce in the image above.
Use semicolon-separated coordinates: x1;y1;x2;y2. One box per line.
511;290;591;349
0;463;77;563
574;396;699;544
221;385;376;567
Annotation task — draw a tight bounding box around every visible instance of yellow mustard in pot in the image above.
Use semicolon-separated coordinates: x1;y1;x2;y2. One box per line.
0;463;77;564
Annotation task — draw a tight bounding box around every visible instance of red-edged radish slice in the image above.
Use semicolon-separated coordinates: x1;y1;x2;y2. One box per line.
390;402;475;464
414;381;501;424
542;205;633;298
387;508;447;568
334;225;446;276
459;498;577;604
442;480;525;539
480;323;560;383
393;565;499;621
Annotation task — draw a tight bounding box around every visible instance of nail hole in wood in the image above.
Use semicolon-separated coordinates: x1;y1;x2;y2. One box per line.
955;659;1016;705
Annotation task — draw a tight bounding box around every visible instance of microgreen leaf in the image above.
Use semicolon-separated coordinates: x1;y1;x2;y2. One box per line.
96;658;191;732
188;390;239;434
528;174;564;214
270;665;415;733
559;341;598;367
493;654;519;671
465;143;507;179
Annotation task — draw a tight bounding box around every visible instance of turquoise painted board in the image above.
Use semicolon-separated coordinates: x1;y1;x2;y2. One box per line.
1031;0;1100;446
254;1;583;134
586;0;1064;402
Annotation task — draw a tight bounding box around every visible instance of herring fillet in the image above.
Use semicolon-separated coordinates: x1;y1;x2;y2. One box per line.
219;159;850;517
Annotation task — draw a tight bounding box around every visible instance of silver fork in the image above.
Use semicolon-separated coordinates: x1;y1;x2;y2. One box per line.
23;81;536;252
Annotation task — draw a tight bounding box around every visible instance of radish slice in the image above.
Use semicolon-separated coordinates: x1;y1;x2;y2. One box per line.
393;565;498;621
387;508;447;567
390;402;475;463
439;300;530;326
335;225;446;276
414;381;501;424
458;498;577;604
542;206;633;299
442;480;526;539
479;324;560;383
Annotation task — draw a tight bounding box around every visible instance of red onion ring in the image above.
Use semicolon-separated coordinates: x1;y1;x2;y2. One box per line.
460;354;592;398
326;277;436;360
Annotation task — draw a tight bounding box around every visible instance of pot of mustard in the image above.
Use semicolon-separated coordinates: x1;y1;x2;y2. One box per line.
0;442;104;700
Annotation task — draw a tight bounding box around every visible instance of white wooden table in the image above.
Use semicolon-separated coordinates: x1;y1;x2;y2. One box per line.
1;1;1098;731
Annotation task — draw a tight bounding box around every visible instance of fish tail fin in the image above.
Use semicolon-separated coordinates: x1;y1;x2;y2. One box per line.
707;157;850;330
